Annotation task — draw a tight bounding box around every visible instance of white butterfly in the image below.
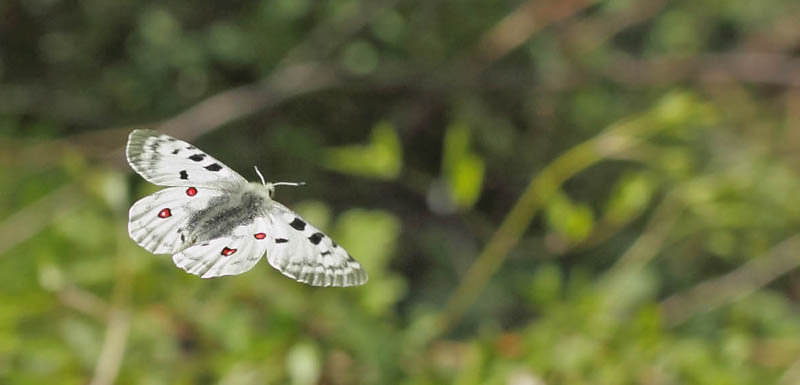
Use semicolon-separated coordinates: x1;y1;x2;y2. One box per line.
126;129;367;287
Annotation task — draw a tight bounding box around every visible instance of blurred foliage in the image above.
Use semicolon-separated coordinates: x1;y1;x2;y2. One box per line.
3;0;800;384
442;122;485;211
323;121;402;180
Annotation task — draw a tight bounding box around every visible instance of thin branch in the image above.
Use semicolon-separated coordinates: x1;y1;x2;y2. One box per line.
57;284;111;321
276;0;404;68
156;63;338;141
660;233;800;326
470;0;596;71
602;52;800;87
434;95;691;334
88;228;135;385
780;354;800;385
0;183;81;257
737;5;800;52
89;307;131;385
563;0;670;49
152;0;404;143
425;0;607;338
610;191;683;271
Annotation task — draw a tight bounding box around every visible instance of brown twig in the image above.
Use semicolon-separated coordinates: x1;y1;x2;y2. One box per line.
57;284;111;321
89;307;131;385
564;0;670;48
276;0;403;68
471;0;596;71
603;52;800;87
780;354;800;385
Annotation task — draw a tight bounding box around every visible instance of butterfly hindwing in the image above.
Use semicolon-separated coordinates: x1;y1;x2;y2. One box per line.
264;202;367;287
171;216;270;278
126;129;247;188
128;186;224;254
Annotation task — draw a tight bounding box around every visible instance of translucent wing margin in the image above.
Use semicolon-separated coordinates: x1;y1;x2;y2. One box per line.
126;129;247;188
264;201;367;287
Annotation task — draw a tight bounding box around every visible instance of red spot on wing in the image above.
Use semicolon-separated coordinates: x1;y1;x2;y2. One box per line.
158;208;172;218
221;247;237;256
186;187;197;196
254;232;267;239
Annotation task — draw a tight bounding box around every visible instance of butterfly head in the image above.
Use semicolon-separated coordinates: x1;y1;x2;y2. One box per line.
254;166;306;198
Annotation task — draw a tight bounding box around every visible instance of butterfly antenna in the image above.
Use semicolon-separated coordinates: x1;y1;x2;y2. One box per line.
254;166;266;186
272;181;307;187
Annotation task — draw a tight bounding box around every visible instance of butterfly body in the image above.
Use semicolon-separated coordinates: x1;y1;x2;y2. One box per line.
126;129;367;287
182;182;270;245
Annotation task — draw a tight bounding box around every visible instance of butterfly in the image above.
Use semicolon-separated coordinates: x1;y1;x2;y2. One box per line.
126;129;367;287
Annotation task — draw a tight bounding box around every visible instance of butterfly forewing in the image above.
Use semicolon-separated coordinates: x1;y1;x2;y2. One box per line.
265;202;367;287
126;129;247;188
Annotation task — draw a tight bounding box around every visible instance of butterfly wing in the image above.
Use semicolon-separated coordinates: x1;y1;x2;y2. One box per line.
171;216;270;278
128;186;224;254
126;129;247;188
264;201;368;287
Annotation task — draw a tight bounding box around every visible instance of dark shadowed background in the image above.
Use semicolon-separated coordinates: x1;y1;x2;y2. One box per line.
3;0;800;384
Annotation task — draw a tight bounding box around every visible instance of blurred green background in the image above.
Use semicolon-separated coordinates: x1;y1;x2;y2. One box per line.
3;0;800;384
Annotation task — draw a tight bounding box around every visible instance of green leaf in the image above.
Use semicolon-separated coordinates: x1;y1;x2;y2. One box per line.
545;192;595;243
604;171;656;225
334;209;400;271
286;342;321;385
371;10;405;44
527;263;563;307
334;209;404;314
340;40;379;75
442;122;485;210
324;121;402;179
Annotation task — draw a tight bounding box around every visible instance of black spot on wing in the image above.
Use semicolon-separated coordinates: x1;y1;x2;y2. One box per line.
331;241;338;248
308;232;324;245
275;238;289;244
321;251;331;256
147;142;160;155
179;170;189;180
205;163;222;172
346;254;356;262
172;149;180;155
188;154;206;162
289;218;306;231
